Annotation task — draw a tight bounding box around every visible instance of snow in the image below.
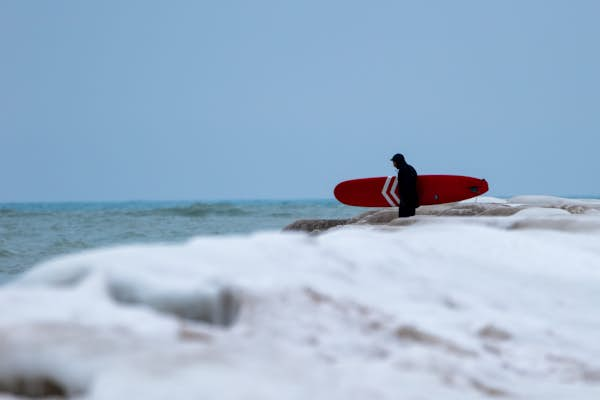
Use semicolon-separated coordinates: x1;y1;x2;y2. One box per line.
461;196;508;204
512;207;571;217
509;195;600;207
1;200;600;399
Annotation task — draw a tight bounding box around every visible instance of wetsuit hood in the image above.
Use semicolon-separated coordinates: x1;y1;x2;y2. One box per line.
391;153;406;164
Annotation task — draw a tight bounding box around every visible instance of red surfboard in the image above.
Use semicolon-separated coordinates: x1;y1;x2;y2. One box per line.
334;175;489;207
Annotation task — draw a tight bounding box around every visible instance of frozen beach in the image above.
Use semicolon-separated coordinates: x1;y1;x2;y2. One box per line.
1;196;600;399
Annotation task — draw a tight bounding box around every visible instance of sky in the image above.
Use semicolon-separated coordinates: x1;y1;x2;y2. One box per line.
1;0;599;201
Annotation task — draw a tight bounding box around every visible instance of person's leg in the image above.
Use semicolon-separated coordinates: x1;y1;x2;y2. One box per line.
398;204;410;218
398;203;415;218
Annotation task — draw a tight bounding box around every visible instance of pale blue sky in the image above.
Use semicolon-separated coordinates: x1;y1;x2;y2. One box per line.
1;1;599;201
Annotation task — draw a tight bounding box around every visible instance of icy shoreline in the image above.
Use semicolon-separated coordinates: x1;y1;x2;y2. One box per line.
1;196;600;399
284;195;600;233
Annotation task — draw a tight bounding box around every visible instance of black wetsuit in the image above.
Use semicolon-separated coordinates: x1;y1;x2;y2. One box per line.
396;159;419;217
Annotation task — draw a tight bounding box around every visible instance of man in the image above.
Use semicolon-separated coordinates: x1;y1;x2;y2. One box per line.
391;153;419;217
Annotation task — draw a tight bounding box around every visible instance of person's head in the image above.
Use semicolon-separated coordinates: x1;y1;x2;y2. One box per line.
391;153;405;169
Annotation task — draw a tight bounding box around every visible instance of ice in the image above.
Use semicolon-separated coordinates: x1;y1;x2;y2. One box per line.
1;207;600;399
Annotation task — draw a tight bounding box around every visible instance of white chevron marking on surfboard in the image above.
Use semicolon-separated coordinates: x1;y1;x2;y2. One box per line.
390;177;400;205
381;176;395;206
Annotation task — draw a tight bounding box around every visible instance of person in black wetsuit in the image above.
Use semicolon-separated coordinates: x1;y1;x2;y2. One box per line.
391;153;418;217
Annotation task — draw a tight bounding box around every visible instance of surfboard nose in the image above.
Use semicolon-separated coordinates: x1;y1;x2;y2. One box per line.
469;179;488;194
481;179;489;194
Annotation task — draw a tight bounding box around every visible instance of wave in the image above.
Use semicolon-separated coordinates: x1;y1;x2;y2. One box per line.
0;248;17;258
0;208;49;218
269;212;294;218
0;207;69;218
138;202;252;218
0;203;252;219
49;239;91;253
